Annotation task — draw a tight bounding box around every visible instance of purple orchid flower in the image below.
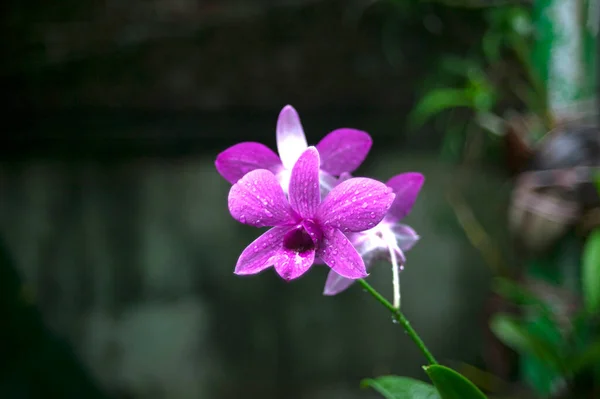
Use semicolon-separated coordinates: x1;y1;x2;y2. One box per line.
227;146;396;281
323;172;424;296
215;105;372;193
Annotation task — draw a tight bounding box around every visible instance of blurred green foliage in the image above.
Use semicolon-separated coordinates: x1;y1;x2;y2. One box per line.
405;2;547;163
582;230;600;314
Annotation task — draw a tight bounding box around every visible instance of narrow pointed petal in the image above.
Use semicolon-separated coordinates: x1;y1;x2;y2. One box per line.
323;269;356;296
273;248;316;281
317;228;367;279
386;173;425;222
316;128;372;175
276;105;308;170
392;224;420;251
215;142;283;184
316;177;395;232
392;246;407;265
289;147;320;218
235;226;294;275
228;169;296;227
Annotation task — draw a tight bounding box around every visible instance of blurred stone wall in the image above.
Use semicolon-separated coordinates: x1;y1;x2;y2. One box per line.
3;0;435;111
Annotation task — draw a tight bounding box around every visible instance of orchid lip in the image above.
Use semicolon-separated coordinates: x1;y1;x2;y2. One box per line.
283;225;315;253
282;219;323;254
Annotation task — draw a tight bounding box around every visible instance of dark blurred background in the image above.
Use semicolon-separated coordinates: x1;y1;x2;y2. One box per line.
0;1;546;398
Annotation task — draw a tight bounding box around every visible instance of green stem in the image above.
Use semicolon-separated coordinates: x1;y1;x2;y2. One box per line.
357;278;438;365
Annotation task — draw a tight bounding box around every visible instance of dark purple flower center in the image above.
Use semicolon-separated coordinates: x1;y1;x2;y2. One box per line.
283;225;315;253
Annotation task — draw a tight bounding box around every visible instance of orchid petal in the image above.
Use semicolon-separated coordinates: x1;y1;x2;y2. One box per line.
215;142;282;184
392;223;420;251
337;172;353;183
323;269;355;296
316;128;372;175
235;226;294;275
301;219;323;244
289;147;320;219
316;177;395;232
319;170;338;198
392;246;407;265
273;247;316;281
317;228;367;279
386;173;425;222
228;169;296;227
276;105;308;170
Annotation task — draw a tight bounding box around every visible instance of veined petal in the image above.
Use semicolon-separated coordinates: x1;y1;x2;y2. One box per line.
323;269;355;296
316;128;372;175
228;169;296;227
235;226;294;275
316;177;395;232
215;142;282;184
289;147;320;218
386;173;425;222
273;247;316;281
317;228;367;279
276;105;308;170
392;223;420;251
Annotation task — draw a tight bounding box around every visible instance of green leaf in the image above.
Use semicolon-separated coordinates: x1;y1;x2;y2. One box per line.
482;31;503;63
474;112;504;136
566;339;600;375
361;376;440;399
489;313;562;370
424;365;487;399
439;56;482;78
492;278;552;314
408;89;473;130
582;228;600;313
593;172;600;194
472;90;495;112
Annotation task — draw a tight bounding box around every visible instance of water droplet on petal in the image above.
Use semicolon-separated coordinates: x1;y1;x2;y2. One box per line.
240;215;246;223
362;202;368;208
264;210;273;217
